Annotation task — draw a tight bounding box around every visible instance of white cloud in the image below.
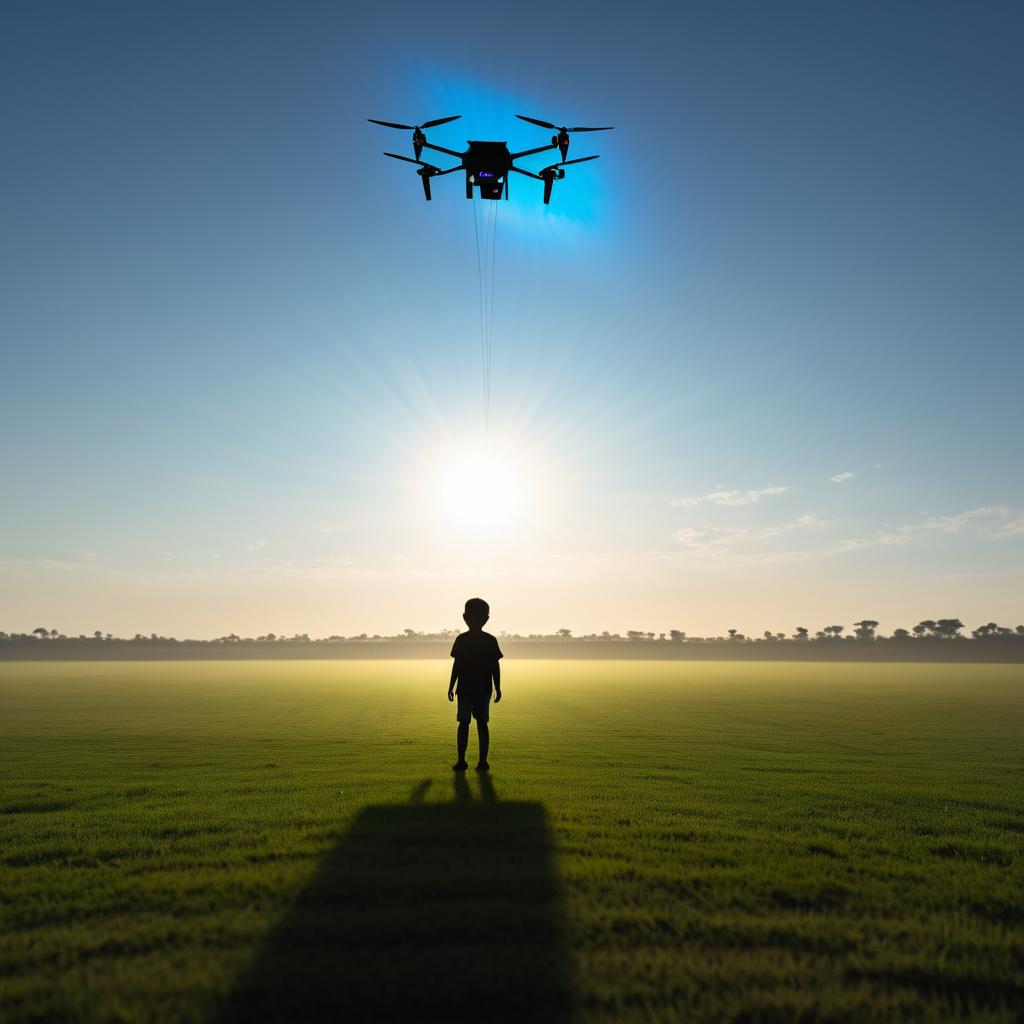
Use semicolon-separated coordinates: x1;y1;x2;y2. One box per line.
918;505;1008;533
759;513;822;538
0;550;100;572
993;516;1024;538
671;503;1023;568
673;514;823;552
830;471;855;483
831;506;1016;553
831;531;912;553
673;527;710;544
672;484;791;508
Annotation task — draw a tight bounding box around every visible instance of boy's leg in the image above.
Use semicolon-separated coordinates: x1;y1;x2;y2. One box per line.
456;722;469;766
476;721;489;767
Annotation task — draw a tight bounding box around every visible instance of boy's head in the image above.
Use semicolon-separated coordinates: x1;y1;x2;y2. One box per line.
463;597;490;630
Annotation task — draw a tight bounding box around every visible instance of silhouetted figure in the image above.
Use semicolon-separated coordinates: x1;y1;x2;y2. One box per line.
448;597;503;772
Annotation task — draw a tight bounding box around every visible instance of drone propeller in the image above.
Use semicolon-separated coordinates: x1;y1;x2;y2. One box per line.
517;115;612;161
516;115;613;133
368;116;461;131
538;155;600;205
383;152;440;168
382;152;462;201
369;116;461;159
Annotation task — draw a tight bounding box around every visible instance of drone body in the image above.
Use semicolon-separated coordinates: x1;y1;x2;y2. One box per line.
368;115;612;204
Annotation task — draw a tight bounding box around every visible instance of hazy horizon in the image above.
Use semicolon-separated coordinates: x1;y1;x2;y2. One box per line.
3;2;1022;638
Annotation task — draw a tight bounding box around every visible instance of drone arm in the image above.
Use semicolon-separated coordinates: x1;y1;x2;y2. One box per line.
509;166;543;180
510;143;559;160
422;141;464;159
433;164;465;176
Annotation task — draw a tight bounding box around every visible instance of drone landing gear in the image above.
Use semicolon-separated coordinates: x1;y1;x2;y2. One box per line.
466;174;473;200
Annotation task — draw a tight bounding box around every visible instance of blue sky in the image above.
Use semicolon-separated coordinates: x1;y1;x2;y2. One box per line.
2;1;1022;636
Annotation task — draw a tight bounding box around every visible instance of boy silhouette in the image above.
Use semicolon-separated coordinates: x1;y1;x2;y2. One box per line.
448;597;503;772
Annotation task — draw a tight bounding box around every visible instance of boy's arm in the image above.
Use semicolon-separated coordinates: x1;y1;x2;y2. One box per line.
448;662;458;702
493;662;501;702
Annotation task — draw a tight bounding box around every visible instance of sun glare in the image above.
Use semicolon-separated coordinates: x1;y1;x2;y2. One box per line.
435;447;529;534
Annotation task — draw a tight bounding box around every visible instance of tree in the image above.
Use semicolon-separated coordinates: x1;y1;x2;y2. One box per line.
556;628;572;639
669;629;686;642
933;618;964;639
32;627;49;639
914;620;937;637
727;629;745;641
794;626;809;641
853;619;879;639
973;622;1014;639
825;625;844;638
892;628;911;640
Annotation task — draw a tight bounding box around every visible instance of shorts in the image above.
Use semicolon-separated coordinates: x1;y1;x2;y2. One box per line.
456;696;490;723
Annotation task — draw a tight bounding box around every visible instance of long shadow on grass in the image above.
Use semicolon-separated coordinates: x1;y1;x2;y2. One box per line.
221;774;569;1022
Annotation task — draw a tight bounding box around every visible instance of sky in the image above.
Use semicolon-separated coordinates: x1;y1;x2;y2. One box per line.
1;1;1022;638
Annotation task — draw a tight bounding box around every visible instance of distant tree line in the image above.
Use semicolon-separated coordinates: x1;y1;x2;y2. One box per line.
3;619;1023;645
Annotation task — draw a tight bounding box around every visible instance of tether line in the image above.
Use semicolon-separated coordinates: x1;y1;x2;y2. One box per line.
487;201;498;436
472;199;487;429
471;197;499;438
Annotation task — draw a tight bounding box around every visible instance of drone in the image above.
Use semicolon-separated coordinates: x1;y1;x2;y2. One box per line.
367;114;613;204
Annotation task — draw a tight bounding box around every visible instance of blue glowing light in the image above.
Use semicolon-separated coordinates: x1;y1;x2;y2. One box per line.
402;65;619;246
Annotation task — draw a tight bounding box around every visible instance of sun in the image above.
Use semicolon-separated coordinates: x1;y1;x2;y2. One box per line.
435;447;529;535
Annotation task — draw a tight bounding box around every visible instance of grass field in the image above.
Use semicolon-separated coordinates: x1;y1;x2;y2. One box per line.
1;660;1022;1023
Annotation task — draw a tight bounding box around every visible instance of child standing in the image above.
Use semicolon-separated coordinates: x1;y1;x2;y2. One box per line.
448;597;503;771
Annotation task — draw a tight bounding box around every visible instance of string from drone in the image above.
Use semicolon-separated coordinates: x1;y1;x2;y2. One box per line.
472;198;498;436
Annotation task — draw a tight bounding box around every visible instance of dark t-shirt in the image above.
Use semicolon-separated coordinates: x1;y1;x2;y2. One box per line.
450;630;503;701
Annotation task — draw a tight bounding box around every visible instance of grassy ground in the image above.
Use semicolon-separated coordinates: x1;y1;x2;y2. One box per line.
1;660;1022;1023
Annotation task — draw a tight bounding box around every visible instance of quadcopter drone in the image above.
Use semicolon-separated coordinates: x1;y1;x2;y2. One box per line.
367;114;613;204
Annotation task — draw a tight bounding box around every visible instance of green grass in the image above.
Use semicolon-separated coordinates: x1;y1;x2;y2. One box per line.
1;660;1022;1023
